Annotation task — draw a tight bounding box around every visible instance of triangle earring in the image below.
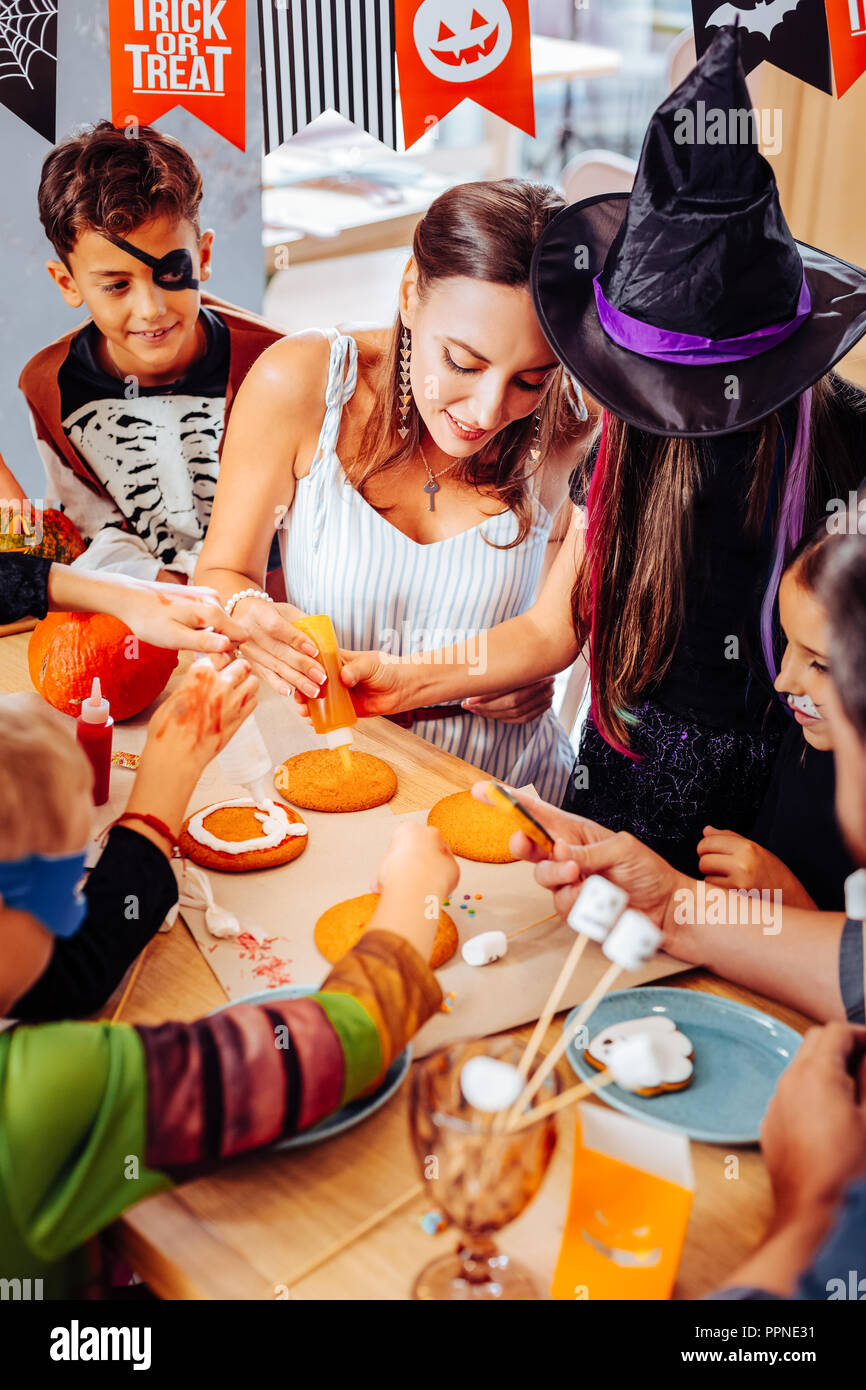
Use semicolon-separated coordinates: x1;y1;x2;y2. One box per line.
398;328;412;440
527;411;542;466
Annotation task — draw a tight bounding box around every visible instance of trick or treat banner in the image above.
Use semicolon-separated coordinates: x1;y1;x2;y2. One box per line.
258;0;398;153
0;0;59;140
108;0;247;150
826;0;866;96
691;0;833;94
395;0;535;149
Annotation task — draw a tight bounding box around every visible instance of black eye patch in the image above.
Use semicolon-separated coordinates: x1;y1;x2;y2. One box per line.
99;233;199;290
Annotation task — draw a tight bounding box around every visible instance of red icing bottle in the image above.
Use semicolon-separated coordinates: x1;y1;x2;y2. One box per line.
76;676;114;806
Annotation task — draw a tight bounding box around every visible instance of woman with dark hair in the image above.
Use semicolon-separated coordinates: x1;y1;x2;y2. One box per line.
328;29;866;876
197;179;593;802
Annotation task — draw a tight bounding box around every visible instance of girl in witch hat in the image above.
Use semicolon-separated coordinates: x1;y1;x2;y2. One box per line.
331;26;866;877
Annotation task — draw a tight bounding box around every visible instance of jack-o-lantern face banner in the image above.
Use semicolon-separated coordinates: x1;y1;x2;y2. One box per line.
396;0;534;148
109;0;246;150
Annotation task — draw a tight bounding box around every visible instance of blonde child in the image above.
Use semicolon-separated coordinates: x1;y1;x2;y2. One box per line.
0;664;456;1295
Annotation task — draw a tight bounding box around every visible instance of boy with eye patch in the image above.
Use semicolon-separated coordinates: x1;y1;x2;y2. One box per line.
18;121;283;583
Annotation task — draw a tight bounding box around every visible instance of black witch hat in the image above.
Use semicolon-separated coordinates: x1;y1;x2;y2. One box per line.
531;25;866;437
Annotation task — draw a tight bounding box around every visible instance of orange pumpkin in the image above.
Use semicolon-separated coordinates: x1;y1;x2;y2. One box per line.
0;507;86;564
29;612;178;721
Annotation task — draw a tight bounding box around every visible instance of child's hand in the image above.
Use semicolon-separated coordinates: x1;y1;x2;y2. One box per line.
697;827;816;908
367;824;459;965
374;823;459;906
144;656;258;772
99;574;247;652
125;658;259;856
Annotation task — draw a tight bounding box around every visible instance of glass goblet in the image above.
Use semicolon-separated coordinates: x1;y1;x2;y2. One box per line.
410;1036;562;1300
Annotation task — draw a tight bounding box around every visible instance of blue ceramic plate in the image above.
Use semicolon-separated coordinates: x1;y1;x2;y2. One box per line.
210;985;411;1151
563;986;802;1145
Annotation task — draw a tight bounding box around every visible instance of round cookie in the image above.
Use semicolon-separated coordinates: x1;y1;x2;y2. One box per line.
179;798;308;872
274;748;397;813
315;892;458;968
427;790;518;863
584;1016;695;1097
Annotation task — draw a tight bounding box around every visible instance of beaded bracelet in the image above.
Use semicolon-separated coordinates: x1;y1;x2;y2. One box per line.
226;587;274;618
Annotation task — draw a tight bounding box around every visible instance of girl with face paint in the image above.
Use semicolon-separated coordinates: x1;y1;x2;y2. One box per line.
697;524;856;911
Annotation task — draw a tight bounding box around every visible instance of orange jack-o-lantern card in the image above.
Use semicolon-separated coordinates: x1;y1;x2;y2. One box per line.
551;1105;694;1301
395;0;535;147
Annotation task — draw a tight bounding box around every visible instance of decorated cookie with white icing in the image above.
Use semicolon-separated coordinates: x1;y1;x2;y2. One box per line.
178;798;309;873
584;1016;694;1096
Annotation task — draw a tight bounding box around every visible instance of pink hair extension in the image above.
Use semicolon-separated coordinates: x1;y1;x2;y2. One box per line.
759;388;813;682
585;413;642;759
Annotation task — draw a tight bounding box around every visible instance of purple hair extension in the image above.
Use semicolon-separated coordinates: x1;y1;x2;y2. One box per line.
759;388;813;681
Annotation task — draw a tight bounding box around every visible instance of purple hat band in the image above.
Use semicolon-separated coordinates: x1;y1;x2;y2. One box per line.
593;271;812;366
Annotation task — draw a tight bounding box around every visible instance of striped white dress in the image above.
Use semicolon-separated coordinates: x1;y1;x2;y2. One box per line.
280;330;575;803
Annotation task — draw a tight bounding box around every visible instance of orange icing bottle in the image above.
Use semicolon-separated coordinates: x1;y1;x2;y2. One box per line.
292;615;357;758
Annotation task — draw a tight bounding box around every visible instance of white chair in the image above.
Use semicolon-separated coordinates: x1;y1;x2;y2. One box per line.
666;29;697;92
561;147;637;204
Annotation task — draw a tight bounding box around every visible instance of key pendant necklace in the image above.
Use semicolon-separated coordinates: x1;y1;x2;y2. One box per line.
419;443;458;512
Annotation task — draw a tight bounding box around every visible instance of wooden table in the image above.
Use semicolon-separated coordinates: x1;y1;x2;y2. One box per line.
0;633;811;1300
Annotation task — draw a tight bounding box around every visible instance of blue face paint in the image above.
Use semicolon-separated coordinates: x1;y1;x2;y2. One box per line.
0;850;88;938
99;232;199;290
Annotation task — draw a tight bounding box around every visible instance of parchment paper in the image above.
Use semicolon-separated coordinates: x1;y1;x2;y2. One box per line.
93;690;692;1053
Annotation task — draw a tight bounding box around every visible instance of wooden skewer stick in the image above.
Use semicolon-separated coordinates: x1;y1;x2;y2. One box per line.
503;960;623;1131
504;911;560;943
510;1067;617;1132
515;932;589;1081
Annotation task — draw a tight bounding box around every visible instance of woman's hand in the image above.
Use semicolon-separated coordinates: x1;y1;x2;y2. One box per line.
294;648;421;720
760;1023;866;1223
233;598;327;699
697;827;816;909
461;677;556;724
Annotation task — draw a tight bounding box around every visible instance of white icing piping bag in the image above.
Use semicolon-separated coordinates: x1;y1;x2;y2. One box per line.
171;862;263;942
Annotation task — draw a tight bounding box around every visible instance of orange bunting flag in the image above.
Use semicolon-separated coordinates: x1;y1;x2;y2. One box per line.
395;0;535;148
108;0;246;150
826;0;866;96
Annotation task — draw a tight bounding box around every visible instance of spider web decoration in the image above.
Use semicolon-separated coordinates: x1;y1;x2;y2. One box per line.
0;0;58;141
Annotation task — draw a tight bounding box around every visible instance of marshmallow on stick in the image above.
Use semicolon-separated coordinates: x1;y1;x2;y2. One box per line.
460;1055;524;1113
513;876;629;1086
513;1030;671;1130
505;907;663;1131
460;912;561;967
